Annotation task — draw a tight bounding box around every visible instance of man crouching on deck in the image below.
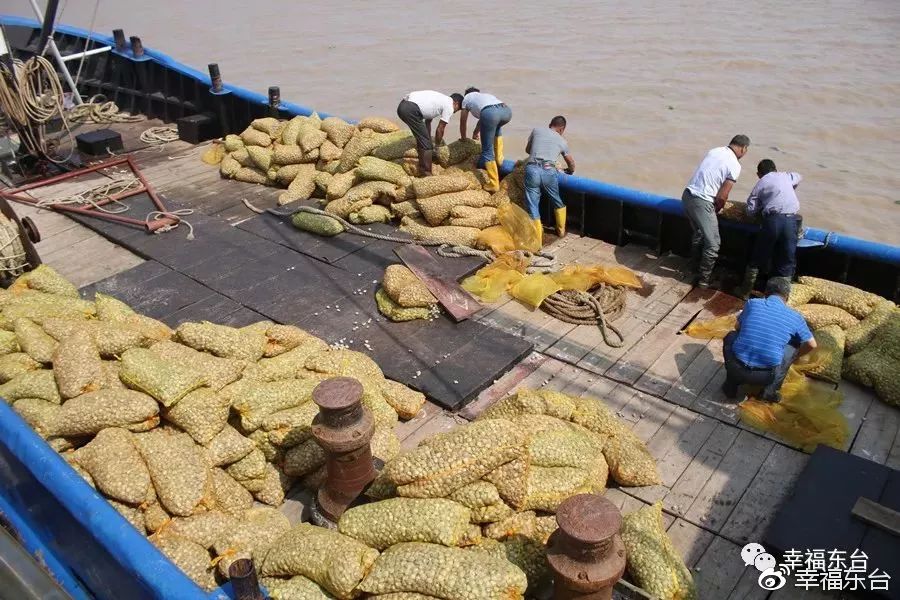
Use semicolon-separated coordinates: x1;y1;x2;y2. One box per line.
722;278;817;402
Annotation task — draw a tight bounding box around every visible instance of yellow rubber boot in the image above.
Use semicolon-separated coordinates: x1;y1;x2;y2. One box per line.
554;207;567;237
532;218;544;247
494;136;504;167
484;161;500;193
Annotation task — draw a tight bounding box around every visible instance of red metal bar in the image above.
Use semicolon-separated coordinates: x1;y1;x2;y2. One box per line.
1;155;178;233
7;158;131;193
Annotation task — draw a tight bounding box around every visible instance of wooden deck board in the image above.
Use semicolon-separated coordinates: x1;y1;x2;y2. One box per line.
683;429;774;532
666;518;715;570
725;567;771;600
719;443;808;545
664;422;739;517
850;394;900;465
692;536;744;600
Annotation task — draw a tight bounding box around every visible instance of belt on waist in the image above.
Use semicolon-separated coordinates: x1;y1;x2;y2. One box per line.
529;159;555;165
737;359;775;371
763;212;799;218
483;103;507;109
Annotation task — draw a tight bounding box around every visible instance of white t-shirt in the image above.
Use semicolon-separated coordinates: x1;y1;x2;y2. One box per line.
462;92;501;118
405;90;455;123
685;146;742;202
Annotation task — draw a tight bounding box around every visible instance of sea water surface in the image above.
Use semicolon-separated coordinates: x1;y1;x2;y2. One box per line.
8;0;900;243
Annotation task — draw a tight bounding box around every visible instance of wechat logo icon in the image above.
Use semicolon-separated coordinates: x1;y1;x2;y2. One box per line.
741;543;787;591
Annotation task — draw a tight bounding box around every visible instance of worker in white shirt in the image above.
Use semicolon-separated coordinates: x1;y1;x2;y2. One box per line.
682;134;751;288
459;87;512;192
396;90;463;176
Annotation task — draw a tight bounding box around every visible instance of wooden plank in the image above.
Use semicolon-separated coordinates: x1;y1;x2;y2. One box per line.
725;566;771;600
663;422;739;517
629;407;717;505
851;497;900;536
689;363;741;425
34;221;95;255
516;354;570;390
395;244;479;322
666;518;715;569
458;352;547;420
692;535;744;600
604;488;675;528
394;402;444;443
837;380;876;452
665;337;724;407
850;395;900;465
683;430;774;532
719;444;808;545
606;287;715;385
398;413;466;450
42;234;143;288
626;390;679;443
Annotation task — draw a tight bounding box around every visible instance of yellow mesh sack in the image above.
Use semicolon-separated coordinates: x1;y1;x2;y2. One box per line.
683;314;738;340
497;202;540;252
510;273;562;309
475;225;516;254
739;367;848;452
621;502;697;600
461;254;527;303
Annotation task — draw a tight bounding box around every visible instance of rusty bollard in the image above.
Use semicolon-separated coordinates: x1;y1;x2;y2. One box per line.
228;557;263;600
311;377;376;522
547;494;626;600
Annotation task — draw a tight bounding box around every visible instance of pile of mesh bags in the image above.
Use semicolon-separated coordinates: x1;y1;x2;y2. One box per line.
217;115;527;249
324;386;661;596
786;276;897;403
0;265;432;592
376;264;438;322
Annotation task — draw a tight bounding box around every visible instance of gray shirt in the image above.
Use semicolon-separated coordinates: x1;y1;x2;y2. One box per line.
746;171;802;216
527;127;569;163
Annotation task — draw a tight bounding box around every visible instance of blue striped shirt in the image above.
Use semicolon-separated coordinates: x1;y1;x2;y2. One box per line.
732;296;812;368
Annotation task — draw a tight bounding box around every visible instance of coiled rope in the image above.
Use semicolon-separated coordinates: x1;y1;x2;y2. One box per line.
0;214;29;277
541;286;627;347
66;95;145;124
139;126;180;145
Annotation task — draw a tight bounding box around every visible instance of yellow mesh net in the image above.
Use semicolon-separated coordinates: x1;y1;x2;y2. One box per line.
497;203;539;252
683;314;738;340
739;367;849;453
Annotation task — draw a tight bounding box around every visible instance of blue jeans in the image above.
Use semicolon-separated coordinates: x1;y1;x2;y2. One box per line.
751;213;801;278
524;162;564;219
723;331;798;400
476;104;512;166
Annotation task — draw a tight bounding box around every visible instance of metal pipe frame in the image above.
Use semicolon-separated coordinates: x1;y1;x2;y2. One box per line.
1;156;177;232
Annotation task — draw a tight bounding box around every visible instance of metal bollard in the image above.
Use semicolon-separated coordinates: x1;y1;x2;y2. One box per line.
311;377;376;522
228;558;264;600
112;29;126;53
547;494;627;600
267;86;281;118
129;36;143;58
208;63;224;94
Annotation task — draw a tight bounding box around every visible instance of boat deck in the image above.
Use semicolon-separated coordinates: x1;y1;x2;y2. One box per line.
8;120;900;600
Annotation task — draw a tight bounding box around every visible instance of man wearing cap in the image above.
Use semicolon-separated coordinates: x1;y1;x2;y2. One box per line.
459;87;512;193
397;90;464;176
682;134;751;288
722;278;817;402
737;159;803;297
523;116;576;246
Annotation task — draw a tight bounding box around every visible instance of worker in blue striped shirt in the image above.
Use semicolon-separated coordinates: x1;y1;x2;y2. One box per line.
722;278;817;402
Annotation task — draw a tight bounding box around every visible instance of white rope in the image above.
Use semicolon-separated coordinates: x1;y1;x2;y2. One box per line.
34;175;139;214
139;126;179;145
0;214;28;276
72;0;102;90
66;95;145;123
146;209;195;240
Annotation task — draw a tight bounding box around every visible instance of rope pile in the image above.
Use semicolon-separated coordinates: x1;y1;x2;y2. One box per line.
34;175;140;214
542;286;627;347
66;95;145;124
0;214;28;277
139;126;179;145
0;56;73;162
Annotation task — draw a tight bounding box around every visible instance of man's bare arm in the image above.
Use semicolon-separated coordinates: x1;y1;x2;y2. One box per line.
714;179;735;212
434;121;447;146
797;338;817;358
459;110;468;140
426;119;433;140
563;153;576;175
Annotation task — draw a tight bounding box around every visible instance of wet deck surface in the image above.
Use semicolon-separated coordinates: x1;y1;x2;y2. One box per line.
7;120;898;600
